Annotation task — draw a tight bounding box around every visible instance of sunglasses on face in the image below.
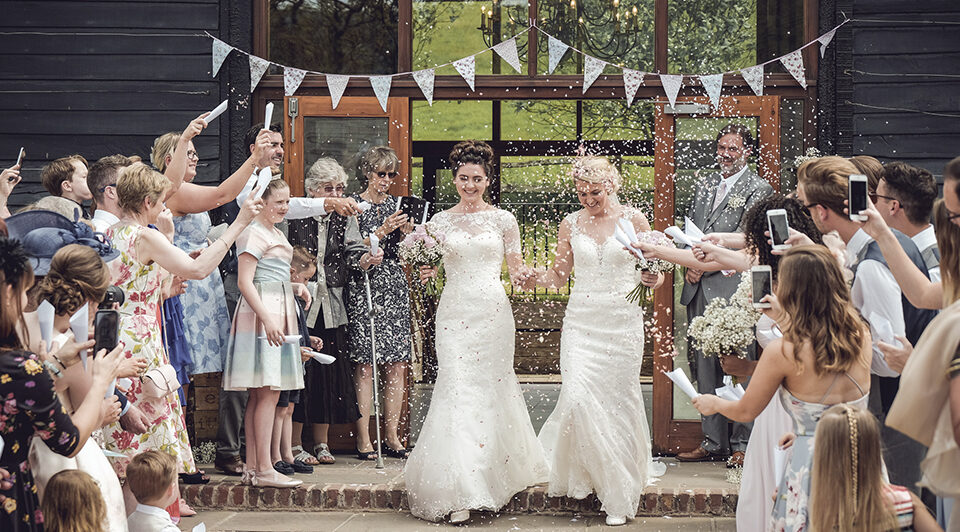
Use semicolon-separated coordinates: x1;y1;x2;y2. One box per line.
374;171;399;179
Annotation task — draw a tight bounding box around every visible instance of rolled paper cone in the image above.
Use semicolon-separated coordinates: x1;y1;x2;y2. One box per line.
665;368;700;400
193;524;207;532
37;300;55;351
256;334;301;343
369;234;380;256
264;102;274;128
356;201;372;212
684;216;705;242
665;226;694;247
117;378;133;391
205;99;228;124
773;445;788;485
617;217;639;243
422;202;431;225
105;378;116;399
69;304;89;370
252;167;272;200
0;434;4;458
308;351;336;364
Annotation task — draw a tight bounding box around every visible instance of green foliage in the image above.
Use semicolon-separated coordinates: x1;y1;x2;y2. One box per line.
667;0;757;74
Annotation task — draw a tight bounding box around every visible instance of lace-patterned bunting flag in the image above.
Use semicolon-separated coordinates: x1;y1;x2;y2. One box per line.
412;69;435;106
582;55;605;94
327;74;350;109
780;50;807;89
249;56;270;92
453;56;476;91
699;73;723;109
623;68;645;107
660;74;683;108
283;67;307;96
547;36;569;74
492;38;523;73
211;38;232;77
740;65;764;96
370;75;393;112
818;28;837;58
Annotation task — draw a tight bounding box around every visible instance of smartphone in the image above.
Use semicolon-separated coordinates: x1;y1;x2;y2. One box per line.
751;265;773;309
15;147;25;167
93;309;120;356
766;209;791;251
848;174;868;221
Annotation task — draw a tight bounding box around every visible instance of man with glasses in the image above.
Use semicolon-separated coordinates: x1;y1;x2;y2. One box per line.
873;162;941;281
87;154;140;232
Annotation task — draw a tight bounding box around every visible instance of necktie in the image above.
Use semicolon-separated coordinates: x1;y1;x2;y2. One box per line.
712;180;728;211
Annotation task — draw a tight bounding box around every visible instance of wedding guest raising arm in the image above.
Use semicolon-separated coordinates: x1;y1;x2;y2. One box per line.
1;163;21;219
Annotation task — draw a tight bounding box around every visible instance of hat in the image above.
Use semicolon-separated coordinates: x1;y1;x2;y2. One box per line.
5;210;120;276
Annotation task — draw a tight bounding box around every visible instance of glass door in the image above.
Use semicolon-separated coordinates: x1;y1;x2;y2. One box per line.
651;95;780;454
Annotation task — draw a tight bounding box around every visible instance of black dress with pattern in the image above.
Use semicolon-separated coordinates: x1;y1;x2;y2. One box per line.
0;350;80;532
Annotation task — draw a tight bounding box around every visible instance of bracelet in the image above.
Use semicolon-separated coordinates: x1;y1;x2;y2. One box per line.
52;353;65;369
43;360;62;378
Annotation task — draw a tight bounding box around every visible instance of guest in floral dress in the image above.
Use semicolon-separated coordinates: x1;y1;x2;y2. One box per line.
347;146;413;459
102;163;261;515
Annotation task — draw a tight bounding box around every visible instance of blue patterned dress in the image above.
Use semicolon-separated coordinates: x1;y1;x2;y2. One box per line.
173;212;231;375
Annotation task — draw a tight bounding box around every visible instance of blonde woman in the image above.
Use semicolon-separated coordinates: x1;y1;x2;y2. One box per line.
523;156;665;526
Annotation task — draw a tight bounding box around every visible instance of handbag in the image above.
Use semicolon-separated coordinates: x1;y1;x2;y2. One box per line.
140;364;181;399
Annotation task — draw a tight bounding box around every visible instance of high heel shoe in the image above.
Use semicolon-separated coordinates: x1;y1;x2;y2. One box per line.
449;510;470;524
252;469;302;488
240;467;254;486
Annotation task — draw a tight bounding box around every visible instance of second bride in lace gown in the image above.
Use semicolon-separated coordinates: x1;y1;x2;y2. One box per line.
404;141;548;523
523;156;666;526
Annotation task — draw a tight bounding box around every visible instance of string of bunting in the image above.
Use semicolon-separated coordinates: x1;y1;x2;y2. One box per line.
207;19;848;112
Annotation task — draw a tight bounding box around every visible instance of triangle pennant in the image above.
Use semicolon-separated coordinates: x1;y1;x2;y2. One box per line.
779;50;807;89
547;36;569;74
492;38;523;74
412;69;435;106
370;75;393;112
622;69;645;107
249;56;271;92
660;74;683;109
211;38;232;77
582;55;605;94
283;67;307;96
326;74;350;109
453;56;476;91
699;73;723;109
818;28;837;58
739;65;764;96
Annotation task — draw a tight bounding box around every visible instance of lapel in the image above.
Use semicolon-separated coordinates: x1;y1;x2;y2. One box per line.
705;170;752;229
694;173;722;227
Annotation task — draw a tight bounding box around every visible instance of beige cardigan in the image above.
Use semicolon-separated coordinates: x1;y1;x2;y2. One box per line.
886;299;960;497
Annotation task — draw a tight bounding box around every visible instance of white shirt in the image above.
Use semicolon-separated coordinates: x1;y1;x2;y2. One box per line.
845;229;905;377
911;224;940;283
236;173;327;219
91;209;120;233
127;504;179;532
714;165;749;205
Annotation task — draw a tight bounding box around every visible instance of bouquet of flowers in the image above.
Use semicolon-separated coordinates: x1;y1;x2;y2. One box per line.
625;230;676;305
399;224;448;296
688;273;761;359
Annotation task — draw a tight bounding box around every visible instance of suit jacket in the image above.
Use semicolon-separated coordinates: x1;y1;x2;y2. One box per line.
679;168;773;308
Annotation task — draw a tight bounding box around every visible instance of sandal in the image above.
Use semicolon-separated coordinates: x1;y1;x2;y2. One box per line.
383;446;410;459
314;443;335;465
292;445;320;466
356;448;379;461
179;471;210;485
292;459;314;474
273;461;295;475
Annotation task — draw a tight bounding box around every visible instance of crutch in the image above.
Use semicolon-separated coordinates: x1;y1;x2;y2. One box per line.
363;237;386;469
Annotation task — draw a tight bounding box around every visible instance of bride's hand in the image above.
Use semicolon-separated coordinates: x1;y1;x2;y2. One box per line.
639;270;660;288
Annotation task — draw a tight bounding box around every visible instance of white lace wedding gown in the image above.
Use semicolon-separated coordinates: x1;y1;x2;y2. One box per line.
538;209;665;519
404;209;549;521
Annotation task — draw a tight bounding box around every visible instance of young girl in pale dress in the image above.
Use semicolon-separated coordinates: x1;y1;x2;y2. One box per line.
222;178;307;488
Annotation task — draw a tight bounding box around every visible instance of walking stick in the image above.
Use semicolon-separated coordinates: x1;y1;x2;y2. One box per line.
363;268;386;469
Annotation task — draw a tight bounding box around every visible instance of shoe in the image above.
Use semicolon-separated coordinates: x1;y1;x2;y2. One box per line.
605;515;627;526
292;445;321;466
273;460;295;475
727;451;745;468
356;448;379;461
215;455;244;476
676;446;727;462
383;446;410;459
179;471;210;484
314;443;335;464
291;459;314;474
449;510;470;523
240;468;253;486
253;470;302;488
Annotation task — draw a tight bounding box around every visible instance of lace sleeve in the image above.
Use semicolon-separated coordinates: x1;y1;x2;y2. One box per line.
500;210;522;256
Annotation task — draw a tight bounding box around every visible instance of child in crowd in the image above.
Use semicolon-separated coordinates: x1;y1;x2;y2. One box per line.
40;470;108;532
809;405;941;532
125;451;180;532
222;178;306;488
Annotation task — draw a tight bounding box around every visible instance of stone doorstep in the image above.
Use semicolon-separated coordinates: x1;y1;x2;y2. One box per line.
181;482;737;517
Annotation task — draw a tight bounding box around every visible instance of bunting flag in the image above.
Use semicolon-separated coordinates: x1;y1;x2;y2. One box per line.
740;65;764;96
284;67;307;96
211;38;232;77
453;56;476;91
412;69;435;106
660;74;683;108
370;75;392;112
699;73;724;109
779;50;807;89
492;38;523;73
623;69;645;107
547;36;569;74
249;56;271;91
582;55;605;94
818;28;837;58
327;74;350;109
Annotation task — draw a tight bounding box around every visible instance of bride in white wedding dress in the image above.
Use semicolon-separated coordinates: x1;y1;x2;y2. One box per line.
404;140;548;523
522;156;666;526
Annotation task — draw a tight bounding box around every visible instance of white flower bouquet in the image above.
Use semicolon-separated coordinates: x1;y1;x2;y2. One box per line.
625;230;676;306
399;225;448;295
688;273;761;359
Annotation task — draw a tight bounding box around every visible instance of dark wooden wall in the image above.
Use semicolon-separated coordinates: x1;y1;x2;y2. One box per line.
824;1;960;178
0;0;253;210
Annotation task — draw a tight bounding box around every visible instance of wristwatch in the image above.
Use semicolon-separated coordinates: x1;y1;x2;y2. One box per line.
43;360;63;378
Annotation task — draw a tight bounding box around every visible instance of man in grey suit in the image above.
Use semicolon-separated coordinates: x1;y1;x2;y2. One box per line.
676;124;773;467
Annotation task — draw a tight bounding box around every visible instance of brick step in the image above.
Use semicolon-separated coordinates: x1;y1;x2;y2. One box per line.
181;481;737;517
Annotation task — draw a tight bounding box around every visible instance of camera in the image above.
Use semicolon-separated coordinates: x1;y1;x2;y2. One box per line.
100;286;125;309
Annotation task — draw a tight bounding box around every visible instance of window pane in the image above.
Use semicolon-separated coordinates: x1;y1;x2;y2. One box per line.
270;0;398;75
780;99;804;192
412;100;493;141
302;116;390;195
500;100;577;140
414;0;529;75
537;0;655;74
582;100;654;141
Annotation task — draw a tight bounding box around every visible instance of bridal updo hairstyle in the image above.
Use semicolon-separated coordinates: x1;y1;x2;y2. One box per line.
571;155;622;196
449;140;494;178
36;244;111;316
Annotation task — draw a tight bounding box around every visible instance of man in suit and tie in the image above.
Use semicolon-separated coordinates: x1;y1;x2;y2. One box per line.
676;124;773;467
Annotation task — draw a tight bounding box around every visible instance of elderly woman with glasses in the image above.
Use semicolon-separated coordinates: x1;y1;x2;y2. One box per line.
346;146;414;459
